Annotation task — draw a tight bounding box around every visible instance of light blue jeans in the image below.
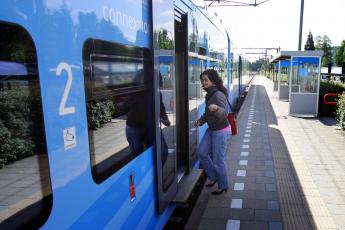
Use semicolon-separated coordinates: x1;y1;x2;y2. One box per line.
197;129;231;190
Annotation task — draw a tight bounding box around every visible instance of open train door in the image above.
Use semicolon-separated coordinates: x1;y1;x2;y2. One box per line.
153;1;203;214
152;0;178;213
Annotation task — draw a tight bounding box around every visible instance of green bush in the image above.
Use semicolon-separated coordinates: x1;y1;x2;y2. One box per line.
0;90;35;168
336;93;345;131
318;82;345;116
87;99;115;130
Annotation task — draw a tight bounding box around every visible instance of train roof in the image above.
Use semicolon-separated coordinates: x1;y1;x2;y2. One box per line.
185;0;230;39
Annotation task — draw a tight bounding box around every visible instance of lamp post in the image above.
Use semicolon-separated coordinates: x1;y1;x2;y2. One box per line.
298;0;304;50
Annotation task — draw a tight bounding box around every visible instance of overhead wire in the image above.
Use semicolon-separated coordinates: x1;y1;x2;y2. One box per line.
204;0;270;7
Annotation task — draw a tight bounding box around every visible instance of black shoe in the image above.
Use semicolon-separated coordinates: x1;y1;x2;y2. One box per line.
211;188;228;195
205;180;217;187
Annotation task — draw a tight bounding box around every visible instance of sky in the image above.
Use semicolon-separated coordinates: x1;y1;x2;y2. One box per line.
205;0;345;60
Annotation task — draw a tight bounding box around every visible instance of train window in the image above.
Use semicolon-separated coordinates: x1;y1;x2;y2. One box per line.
89;54;145;98
83;39;153;183
0;22;52;229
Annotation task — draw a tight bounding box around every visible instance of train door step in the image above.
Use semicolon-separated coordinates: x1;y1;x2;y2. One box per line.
172;169;204;203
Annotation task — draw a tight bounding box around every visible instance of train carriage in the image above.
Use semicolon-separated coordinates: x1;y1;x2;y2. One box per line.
0;0;250;229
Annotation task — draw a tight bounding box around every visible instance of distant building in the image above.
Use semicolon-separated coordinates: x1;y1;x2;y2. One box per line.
321;67;342;74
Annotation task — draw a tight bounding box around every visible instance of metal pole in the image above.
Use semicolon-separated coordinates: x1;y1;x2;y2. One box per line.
298;0;304;50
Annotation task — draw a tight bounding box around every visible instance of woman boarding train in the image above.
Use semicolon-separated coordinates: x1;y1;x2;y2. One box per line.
195;69;232;195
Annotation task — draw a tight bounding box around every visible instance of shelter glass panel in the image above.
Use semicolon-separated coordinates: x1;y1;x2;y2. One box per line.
291;57;319;93
280;60;290;83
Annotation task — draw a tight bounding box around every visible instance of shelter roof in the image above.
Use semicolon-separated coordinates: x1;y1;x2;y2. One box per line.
272;50;324;63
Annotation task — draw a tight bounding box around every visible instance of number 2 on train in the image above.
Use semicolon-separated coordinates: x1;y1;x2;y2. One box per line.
55;62;76;116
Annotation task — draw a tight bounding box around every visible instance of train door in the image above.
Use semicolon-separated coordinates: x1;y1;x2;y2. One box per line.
152;1;194;213
174;9;189;180
152;0;178;213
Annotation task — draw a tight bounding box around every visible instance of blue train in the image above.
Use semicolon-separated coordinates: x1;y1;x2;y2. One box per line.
0;0;251;229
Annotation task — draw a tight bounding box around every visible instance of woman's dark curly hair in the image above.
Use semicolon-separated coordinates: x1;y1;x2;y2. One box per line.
200;69;228;96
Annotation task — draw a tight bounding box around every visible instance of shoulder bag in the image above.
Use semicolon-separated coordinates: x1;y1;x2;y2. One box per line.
226;99;238;135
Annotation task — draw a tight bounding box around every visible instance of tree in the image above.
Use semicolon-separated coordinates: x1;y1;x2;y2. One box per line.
335;40;345;66
249;58;265;72
158;29;173;50
315;35;333;67
304;31;315;50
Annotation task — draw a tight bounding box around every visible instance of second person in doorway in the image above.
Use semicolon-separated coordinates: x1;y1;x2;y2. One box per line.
194;69;231;195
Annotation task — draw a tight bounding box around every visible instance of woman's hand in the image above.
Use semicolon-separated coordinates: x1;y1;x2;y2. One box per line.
208;104;218;112
194;119;201;127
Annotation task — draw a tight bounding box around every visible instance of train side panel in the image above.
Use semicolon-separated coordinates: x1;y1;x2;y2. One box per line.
0;0;174;229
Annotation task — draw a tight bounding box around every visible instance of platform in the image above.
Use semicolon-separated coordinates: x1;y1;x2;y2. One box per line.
185;76;345;230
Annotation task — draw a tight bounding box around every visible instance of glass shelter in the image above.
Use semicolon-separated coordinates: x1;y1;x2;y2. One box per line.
278;60;290;100
272;62;279;91
274;51;323;117
272;58;291;101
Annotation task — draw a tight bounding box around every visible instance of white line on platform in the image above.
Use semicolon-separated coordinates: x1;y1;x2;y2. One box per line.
226;220;240;230
234;183;244;190
239;160;248;165
241;152;249;156
231;199;243;208
237;170;246;176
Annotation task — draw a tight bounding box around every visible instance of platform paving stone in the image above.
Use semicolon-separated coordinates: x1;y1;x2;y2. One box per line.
256;176;275;184
243;199;267;209
231;199;243;208
186;76;345;229
267;200;279;210
198;219;227;230
240;221;268;230
265;171;275;178
254;209;281;222
228;209;255;221
269;222;283;230
265;184;277;192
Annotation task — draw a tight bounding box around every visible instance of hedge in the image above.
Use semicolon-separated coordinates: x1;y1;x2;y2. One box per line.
318;82;345;116
0;90;35;168
87;99;115;130
336;93;345;131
